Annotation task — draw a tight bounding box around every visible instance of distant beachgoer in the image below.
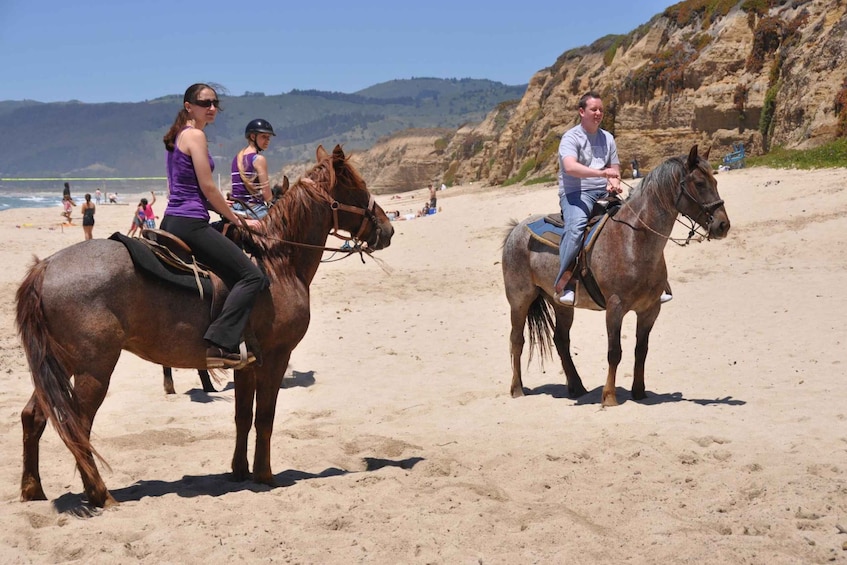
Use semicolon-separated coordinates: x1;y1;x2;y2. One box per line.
127;199;146;236
428;183;437;208
95;189;102;205
63;181;71;200
143;191;157;228
81;193;95;240
61;193;76;223
108;193;118;203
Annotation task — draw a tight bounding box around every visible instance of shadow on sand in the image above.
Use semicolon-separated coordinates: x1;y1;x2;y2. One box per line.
51;456;425;515
524;384;746;407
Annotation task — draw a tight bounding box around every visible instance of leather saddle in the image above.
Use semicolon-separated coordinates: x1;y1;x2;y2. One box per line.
525;196;623;309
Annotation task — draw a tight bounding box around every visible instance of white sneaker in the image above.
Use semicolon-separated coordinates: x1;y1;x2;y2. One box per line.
558;290;575;305
660;292;673;303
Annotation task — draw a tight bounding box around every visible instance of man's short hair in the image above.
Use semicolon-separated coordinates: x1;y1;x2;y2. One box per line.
578;91;602;110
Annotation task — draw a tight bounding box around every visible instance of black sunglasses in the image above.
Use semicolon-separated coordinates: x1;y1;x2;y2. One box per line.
192;99;220;108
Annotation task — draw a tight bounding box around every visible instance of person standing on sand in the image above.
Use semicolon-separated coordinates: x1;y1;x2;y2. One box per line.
81;193;95;240
143;191;157;228
61;193;76;224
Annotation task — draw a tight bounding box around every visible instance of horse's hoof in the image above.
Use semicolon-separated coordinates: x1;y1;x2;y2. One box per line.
20;487;48;502
601;395;619;407
88;492;118;509
231;469;251;482
253;471;276;487
510;387;525;398
569;385;589;398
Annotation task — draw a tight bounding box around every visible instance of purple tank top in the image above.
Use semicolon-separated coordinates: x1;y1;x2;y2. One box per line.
165;130;214;220
230;152;263;205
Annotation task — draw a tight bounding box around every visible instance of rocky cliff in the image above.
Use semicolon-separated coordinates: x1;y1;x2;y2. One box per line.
352;0;847;192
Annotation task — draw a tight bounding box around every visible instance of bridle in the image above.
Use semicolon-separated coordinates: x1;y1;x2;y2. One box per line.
329;192;382;249
674;171;725;238
616;163;724;246
234;189;383;263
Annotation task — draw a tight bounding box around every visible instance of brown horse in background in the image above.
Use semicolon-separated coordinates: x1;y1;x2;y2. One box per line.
16;145;393;507
501;146;730;406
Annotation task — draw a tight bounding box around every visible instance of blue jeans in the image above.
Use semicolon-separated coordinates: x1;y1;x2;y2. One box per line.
555;188;608;288
232;200;269;220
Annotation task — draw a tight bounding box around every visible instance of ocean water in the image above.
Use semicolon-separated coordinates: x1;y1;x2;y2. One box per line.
0;192;64;211
0;181;166;211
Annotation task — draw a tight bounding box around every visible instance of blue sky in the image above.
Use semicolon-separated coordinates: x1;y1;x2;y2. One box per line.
0;0;674;103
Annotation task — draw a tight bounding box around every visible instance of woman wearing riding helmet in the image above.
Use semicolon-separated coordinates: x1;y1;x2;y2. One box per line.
231;118;276;219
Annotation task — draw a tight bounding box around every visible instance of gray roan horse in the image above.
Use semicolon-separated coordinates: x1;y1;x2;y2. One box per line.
502;145;730;406
16;145;393;507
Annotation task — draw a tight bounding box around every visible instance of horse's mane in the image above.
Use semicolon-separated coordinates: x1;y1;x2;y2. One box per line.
627;152;711;212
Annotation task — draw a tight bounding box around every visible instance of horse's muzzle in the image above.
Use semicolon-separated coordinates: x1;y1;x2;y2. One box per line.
709;209;731;239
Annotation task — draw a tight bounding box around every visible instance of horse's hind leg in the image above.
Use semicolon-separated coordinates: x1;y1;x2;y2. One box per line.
71;370;117;507
162;367;175;394
632;307;660;401
553;307;588;397
21;392;48;501
508;304;529;397
198;370;215;393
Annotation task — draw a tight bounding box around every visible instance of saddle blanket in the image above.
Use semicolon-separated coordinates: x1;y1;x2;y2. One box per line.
109;232;212;297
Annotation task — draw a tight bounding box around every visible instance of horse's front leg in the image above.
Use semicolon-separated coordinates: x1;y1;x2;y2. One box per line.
553;306;587;397
602;297;625;407
231;368;256;481
632;306;660;400
21;393;48;501
252;351;290;486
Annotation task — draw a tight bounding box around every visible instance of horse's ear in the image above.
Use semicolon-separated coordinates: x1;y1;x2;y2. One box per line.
702;145;711;161
282;176;289;190
316;145;328;162
687;145;699;169
332;144;345;161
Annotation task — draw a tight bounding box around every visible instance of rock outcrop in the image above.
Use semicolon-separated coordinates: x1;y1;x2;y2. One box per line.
351;0;847;191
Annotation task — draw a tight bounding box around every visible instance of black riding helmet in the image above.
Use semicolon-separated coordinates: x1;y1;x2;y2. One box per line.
245;118;275;137
245;119;275;153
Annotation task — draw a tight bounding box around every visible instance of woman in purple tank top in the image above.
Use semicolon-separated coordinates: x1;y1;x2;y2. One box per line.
231;118;276;219
161;83;268;369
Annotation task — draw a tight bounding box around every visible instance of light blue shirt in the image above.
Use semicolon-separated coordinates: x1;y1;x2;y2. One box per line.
557;124;619;196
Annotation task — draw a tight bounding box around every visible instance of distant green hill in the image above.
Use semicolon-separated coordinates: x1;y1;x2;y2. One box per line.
0;78;525;178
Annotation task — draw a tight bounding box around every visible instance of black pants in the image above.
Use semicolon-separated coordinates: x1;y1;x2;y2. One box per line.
161;215;268;352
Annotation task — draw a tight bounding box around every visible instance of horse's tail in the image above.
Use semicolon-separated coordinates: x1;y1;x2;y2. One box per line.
525;294;555;367
15;257;105;477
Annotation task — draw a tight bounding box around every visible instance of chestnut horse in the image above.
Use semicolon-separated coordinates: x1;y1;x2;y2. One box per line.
502;145;730;406
16;145;393;507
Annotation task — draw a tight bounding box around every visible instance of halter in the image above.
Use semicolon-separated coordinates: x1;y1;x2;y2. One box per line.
329;192;382;249
675;170;725;237
616;162;725;246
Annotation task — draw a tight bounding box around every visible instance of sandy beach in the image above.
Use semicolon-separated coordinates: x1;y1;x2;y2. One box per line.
0;165;845;564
